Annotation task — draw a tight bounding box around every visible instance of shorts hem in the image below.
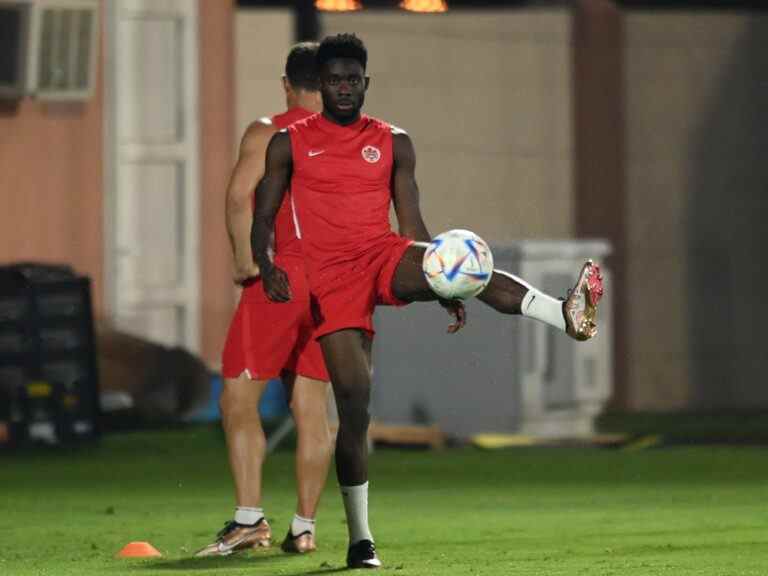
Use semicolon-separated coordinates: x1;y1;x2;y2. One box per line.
379;238;415;307
221;367;282;381
314;322;374;341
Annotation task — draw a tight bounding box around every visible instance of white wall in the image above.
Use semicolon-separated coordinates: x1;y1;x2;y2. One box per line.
235;9;294;145
322;10;573;243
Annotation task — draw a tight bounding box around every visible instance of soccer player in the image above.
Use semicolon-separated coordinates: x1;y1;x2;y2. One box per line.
251;34;604;568
196;43;332;557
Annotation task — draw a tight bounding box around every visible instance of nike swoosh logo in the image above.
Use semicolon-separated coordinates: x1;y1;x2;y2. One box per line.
216;541;237;553
308;150;325;157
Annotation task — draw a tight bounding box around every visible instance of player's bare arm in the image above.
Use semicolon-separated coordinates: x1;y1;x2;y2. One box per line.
251;131;293;302
391;131;466;332
226;119;277;284
391;131;431;243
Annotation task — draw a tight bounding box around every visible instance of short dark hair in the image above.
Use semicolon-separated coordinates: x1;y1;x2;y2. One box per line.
285;42;320;91
316;33;367;73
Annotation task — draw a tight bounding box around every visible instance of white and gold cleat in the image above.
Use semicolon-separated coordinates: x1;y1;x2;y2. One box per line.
194;518;272;557
563;260;604;341
280;530;317;554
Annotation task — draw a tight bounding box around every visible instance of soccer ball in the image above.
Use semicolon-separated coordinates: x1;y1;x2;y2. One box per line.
422;229;494;300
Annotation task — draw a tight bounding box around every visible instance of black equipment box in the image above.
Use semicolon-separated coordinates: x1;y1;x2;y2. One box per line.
0;263;100;447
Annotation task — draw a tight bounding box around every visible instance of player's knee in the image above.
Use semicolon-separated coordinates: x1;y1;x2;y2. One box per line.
293;403;330;437
219;393;242;424
351;411;371;437
336;399;370;437
334;385;369;413
219;381;259;421
289;384;328;421
333;377;370;404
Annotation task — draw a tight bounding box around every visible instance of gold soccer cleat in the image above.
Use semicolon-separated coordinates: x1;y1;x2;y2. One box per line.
280;530;317;554
194;518;272;557
563;260;604;341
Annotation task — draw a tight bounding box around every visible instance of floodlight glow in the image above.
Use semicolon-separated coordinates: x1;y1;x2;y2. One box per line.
400;0;447;13
315;0;362;11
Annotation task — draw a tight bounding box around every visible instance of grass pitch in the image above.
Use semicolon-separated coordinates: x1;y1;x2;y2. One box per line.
1;427;767;575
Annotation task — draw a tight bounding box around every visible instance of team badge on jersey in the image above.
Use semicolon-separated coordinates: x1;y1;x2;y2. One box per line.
361;145;381;164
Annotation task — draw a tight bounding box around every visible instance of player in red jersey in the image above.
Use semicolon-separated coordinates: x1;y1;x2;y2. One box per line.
252;34;604;568
196;43;332;558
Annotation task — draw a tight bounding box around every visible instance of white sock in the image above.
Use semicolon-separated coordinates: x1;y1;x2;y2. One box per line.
520;288;566;331
234;506;264;525
340;482;373;544
291;514;315;536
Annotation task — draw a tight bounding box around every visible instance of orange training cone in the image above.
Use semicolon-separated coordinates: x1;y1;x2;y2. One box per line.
117;541;162;558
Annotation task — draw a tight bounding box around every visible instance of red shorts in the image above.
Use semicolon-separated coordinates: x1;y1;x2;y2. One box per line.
311;235;413;339
221;258;329;382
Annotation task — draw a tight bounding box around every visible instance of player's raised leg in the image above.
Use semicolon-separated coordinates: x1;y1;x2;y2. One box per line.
391;244;604;340
280;374;333;554
195;373;272;556
318;329;381;569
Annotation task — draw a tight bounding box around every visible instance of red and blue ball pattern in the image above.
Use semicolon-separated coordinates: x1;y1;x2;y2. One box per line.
422;229;494;299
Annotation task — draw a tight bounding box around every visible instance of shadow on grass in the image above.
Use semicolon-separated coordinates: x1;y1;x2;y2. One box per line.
130;554;349;575
131;555;269;571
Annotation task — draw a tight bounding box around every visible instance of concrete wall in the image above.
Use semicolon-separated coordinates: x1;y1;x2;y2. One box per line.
624;11;768;410
232;6;768;413
235;10;294;145
322;9;574;242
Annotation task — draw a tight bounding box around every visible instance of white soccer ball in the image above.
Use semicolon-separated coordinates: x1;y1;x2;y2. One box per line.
422;229;494;300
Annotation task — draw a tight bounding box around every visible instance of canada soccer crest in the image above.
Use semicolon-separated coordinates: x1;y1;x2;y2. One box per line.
361;145;381;163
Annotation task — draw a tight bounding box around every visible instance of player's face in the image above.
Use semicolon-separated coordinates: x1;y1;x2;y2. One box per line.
319;58;369;124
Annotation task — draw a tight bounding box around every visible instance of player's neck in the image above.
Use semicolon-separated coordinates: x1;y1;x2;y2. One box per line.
287;92;321;114
322;109;362;127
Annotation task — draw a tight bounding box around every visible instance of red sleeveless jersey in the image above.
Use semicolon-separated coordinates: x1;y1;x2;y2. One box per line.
270;107;315;259
288;114;395;280
240;107;314;303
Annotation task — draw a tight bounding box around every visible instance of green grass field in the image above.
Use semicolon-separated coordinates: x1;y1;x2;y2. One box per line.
1;427;767;575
